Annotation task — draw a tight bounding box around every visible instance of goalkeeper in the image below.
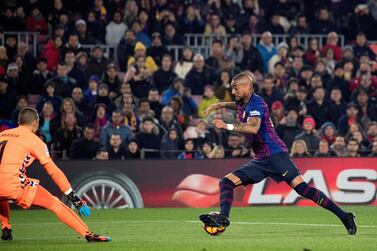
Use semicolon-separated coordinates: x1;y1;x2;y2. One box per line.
0;107;110;242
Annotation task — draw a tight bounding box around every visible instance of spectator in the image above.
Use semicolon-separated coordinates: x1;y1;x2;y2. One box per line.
294;117;320;155
320;122;337;145
0;77;17;120
204;13;226;36
43;35;63;71
100;110;133;148
31;57;53;96
60;97;85;127
355;88;377;127
314;139;336;157
148;88;163;119
11;95;28;124
330;136;348;157
185;53;217;95
353;33;376;60
366;121;377;144
322;47;336;73
346;138;361;157
70;124;99;159
259;74;283;109
289;14;311;35
125;56;154;99
177;139;202;159
163;22;185;46
307;87;331;128
158;106;183;138
122;101;140;133
160;128;182;159
0;46;8;76
198;85;219;118
96;84;116;112
75;19;96;44
321;32;342;62
26;6;48;34
368;141;377;157
206;40;224;70
105;11;128;46
273;62;289;89
270;101;285;127
337;102;361;136
276;107;303;149
92;103;108;141
182;4;205;34
54;112;83;158
84;75;99;107
267;14;285;34
107;133;127;160
201;141;213;159
221;54;242;77
39;101;58;148
208;145;225;159
328;87;347;125
174;47;193;79
94;147;109;160
304;38;321;67
137;98;155;120
130;20;151;47
64;50;87;88
117;29;137;71
136;116;160;159
36;81;62;113
86;10;106;43
87;46;110;79
125;139;141;159
290;139;311;157
312;8;337;34
48;62;76;98
268;42;289;74
327;64;350;102
257;32;277;73
162;78;183;106
63;33;84;56
102;63;121;100
153;54;177;93
214;70;233;102
147;32;170;67
225;132;247;158
71;87;91;119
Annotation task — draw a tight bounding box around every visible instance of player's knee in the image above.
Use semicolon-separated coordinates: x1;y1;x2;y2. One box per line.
219;177;236;189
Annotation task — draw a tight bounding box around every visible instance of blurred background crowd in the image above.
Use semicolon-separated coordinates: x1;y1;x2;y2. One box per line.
0;0;377;160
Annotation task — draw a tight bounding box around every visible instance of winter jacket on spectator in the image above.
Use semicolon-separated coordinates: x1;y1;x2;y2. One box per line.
182;95;198;117
329;101;347;125
160;135;181;159
36;94;62;113
312;19;337;35
276;123;303;149
100;123;133;148
107;145;127;160
158;119;183;139
337;114;362;136
327;76;350;102
147;45;170;67
43;39;61;71
162;87;180;106
26;13;48;34
294;132;320;155
135;131;161;159
174;61;193;80
48;75;77;98
105;21;128;45
353;44;376;60
321;44;342;62
70;137;100;159
68;64;87;89
307;99;331;129
55;126;83;158
87;56;110;79
184;66;217;95
198;96;219;118
257;41;277;73
0;86;17;120
153;69;177;93
117;37;136;71
31;70;53;95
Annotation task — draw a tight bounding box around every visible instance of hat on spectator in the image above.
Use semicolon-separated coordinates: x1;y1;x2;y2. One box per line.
303;117;316;128
107;63;118;70
7;63;18;73
89;75;100;83
99;83;109;90
134;42;146;52
75;19;86;27
272;101;283;110
347;102;358;109
343;45;353;53
321;121;336;131
127;139;139;145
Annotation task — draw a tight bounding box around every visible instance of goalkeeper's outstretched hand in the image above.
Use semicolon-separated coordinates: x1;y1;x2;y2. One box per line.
67;190;91;217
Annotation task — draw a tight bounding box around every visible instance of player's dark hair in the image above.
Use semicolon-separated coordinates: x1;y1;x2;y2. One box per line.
18;107;39;125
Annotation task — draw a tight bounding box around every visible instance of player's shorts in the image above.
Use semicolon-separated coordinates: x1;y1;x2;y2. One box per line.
0;179;39;209
233;151;301;184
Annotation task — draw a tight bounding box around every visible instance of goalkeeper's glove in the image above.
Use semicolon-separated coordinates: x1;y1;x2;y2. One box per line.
66;190;91;217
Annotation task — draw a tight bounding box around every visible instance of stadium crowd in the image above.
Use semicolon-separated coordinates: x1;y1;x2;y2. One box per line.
0;0;377;160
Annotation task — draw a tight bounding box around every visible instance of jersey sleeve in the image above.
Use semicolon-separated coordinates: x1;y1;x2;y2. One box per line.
29;135;52;165
246;102;265;120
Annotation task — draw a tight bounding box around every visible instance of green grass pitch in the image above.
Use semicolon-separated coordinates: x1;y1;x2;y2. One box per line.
1;206;376;251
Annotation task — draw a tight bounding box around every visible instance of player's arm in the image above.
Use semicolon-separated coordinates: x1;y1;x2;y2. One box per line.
213;117;261;135
202;102;237;116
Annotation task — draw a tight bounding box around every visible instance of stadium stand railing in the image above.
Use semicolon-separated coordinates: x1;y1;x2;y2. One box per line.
0;31;39;57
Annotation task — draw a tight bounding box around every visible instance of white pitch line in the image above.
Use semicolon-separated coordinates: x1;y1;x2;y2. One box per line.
12;220;377;229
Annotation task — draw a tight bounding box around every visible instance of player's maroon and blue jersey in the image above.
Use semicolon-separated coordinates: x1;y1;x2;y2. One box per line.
236;93;288;159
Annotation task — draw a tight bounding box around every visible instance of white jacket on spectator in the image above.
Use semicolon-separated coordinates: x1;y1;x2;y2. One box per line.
174;61;193;79
105;21;128;45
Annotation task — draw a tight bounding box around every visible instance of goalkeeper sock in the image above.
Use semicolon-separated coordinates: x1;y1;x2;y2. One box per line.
0;200;11;230
294;182;347;220
219;178;235;218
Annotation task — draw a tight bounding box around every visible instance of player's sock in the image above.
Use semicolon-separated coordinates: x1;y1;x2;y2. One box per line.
0;200;11;230
32;185;90;236
219;177;235;218
294;182;347;220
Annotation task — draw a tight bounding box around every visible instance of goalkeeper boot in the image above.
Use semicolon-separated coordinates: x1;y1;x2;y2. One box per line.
199;212;230;228
1;227;12;241
341;212;357;235
85;232;112;242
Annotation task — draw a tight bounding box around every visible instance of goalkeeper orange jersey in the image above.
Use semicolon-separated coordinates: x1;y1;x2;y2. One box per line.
0;126;70;207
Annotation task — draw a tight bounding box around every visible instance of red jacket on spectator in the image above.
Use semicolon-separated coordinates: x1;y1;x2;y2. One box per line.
26;15;48;34
321;44;342;61
43;40;60;71
349;76;377;93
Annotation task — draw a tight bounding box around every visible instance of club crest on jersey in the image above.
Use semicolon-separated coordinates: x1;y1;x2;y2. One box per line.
250;110;261;116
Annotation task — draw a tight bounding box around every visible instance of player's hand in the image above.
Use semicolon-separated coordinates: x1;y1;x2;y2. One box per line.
67;190;91;217
212;119;227;129
202;103;223;116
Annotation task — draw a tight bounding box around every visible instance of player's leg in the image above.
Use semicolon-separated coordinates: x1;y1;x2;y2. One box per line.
289;175;356;235
32;185;111;241
0;200;12;241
